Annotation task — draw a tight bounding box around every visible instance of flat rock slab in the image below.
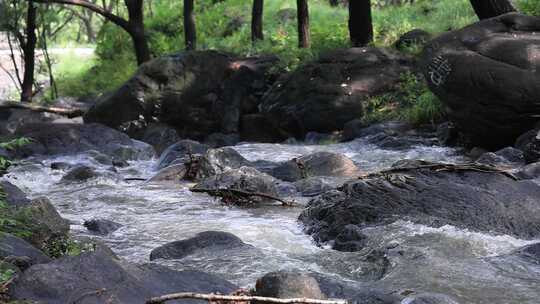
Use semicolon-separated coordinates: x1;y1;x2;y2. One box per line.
300;164;540;249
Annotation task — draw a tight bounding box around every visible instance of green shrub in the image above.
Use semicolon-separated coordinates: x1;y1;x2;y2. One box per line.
518;0;540;16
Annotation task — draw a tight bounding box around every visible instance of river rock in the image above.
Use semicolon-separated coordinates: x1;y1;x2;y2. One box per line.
255;271;326;299
148;164;188;182
60;165;98;183
157;140;209;170
299;161;540;249
422;13;540;149
476;147;525;168
9;250;238;304
150;231;251;261
0;233;51;269
84;219;122;235
193;166;280;203
204;133;240;148
25;197;70;249
138;123;181;155
195;147;251;179
272;152;360;182
259;47;412;139
0;180;30;207
13;123;152;159
293;177;342;197
84;51;279;141
515;128;540;163
515;162;540;180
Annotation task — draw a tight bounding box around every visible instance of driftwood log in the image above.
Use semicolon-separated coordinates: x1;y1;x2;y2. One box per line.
0;100;85;118
146;292;348;304
190;187;295;207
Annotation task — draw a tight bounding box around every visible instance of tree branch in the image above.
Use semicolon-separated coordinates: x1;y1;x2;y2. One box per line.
146;292;348;304
0;101;85;118
28;0;130;31
190;187;295;207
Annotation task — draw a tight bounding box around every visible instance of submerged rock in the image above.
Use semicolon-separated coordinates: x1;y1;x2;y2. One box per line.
84;219;123;235
260;47;412;139
300;161;540;249
422;13;540;149
272;152;360;182
10;250;237;304
150;231;251;261
60;165;99;183
255;271;326;299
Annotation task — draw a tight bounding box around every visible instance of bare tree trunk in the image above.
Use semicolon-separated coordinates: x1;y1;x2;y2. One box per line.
348;0;373;47
251;0;264;43
126;0;150;65
296;0;310;48
470;0;516;20
184;0;196;50
21;1;37;102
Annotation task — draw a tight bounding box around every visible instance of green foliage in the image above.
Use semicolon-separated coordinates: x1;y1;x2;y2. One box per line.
363;72;445;126
43;237;95;258
0;202;34;240
518;0;540;16
0;138;31;173
55;0;477;98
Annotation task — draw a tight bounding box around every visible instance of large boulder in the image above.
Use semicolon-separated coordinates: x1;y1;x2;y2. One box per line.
24;197;70;249
150;231;251;261
272;152;361;182
84;51;279;141
12;123;154;159
422;13;540;150
195;147;251;179
260;48;412;139
299;161;540;249
9;250;237;304
0;180;30;207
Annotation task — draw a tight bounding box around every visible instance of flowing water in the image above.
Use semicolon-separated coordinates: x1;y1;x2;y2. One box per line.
4;137;540;304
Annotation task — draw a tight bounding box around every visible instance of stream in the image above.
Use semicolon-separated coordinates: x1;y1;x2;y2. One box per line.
4;137;540;304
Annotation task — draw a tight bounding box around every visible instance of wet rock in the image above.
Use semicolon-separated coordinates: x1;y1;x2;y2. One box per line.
255;271;326;299
204;133;240;148
84;219;122;235
148;164;188;182
0;233;51;269
402;293;460;304
367;133;437;150
515;162;540;180
13;123;149;159
139;123;181;155
10;250;238;304
112;158;130;168
272;152;360;182
150;231;251;261
293;177;340;197
515;128;540;163
50;162;72;171
422;13;540;149
87;150;113;165
196;147;251;179
60;165;98;183
111;139;155;161
395;29;431;50
84;51;279;141
193;166;279;202
304;132;342;145
299;161;540;248
24;197;70;249
343;119;366;141
260;48;412;139
157;140;209;170
476;147;525;168
0;180;30;207
333;225;368;252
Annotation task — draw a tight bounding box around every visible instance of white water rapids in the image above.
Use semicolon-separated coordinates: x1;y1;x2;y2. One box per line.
4;138;540;304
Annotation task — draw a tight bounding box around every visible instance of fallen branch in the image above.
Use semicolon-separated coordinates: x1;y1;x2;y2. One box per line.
191;187;295;207
146;292;348;304
0;100;85;118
